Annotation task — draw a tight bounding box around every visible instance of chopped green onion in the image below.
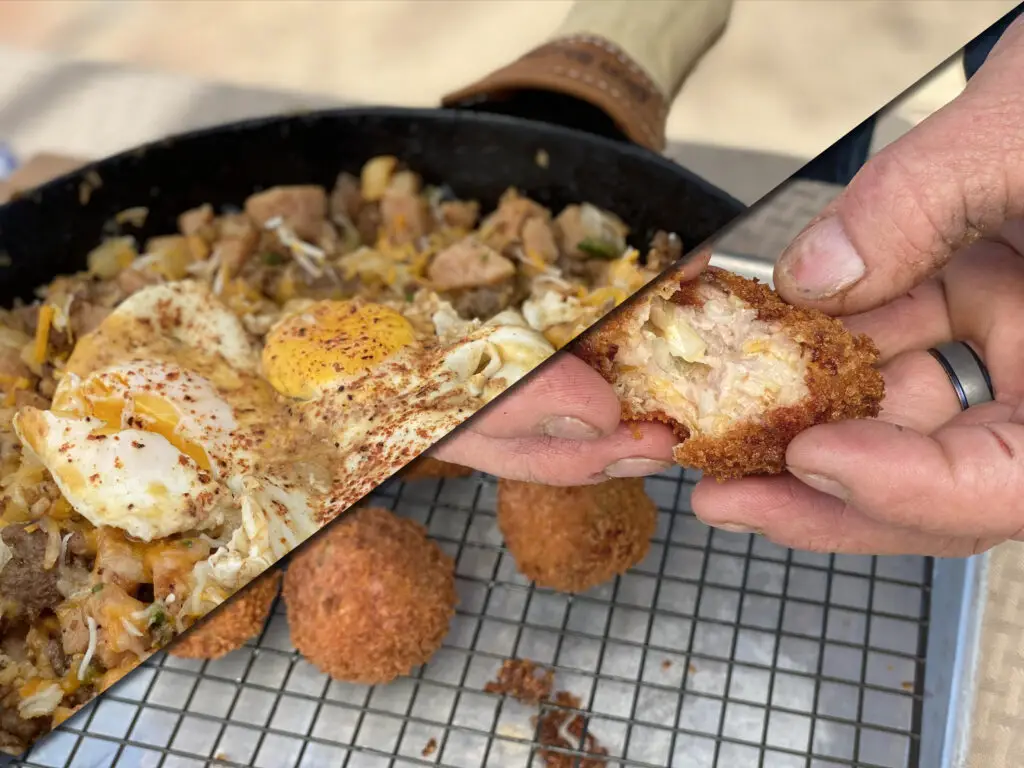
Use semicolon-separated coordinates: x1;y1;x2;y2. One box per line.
578;238;621;259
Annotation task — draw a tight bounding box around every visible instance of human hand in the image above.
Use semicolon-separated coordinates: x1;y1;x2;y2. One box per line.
693;16;1024;555
430;251;713;485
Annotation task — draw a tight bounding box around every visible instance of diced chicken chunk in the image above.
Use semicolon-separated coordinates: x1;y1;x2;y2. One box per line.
428;238;516;291
244;185;327;241
647;230;683;271
521;217;559;264
330;172;362;222
69;302;112;338
114;266;160;297
178;204;214;237
214;216;260;275
555;203;628;260
480;189;551;250
0;346;34;383
381;190;432;246
12;390;49;409
439;200;479;230
56;603;89;656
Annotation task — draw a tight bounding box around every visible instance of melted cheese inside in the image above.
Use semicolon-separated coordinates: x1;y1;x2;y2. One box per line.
612;289;809;437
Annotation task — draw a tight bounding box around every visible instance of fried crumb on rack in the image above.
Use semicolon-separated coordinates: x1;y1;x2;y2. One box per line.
483;658;554;705
536;691;609;768
421;737;438;757
484;658;609;767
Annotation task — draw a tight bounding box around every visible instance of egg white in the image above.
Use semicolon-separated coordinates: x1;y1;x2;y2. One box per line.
14;409;231;541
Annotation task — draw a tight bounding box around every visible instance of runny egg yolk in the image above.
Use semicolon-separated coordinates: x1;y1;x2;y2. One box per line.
52;378;212;471
262;300;417;399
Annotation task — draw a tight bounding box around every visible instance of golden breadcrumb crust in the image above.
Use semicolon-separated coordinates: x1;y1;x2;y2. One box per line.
574;267;884;479
400;457;475;481
496;478;657;593
169;570;282;660
283;507;456;685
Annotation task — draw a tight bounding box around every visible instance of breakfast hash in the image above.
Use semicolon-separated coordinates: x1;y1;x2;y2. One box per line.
0;155;674;754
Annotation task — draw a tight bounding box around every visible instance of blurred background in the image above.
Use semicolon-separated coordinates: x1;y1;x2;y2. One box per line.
0;0;1016;202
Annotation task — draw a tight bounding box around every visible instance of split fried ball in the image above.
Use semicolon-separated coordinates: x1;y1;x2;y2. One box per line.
284;506;456;684
497;478;657;593
170;569;282;660
400;456;474;482
575;266;884;479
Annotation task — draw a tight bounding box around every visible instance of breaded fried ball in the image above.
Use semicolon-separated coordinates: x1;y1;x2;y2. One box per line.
400;456;474;482
575;265;884;479
284;506;456;684
170;569;282;660
497;478;657;593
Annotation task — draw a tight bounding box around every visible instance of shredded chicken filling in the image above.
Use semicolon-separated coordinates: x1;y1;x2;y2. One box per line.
614;290;809;436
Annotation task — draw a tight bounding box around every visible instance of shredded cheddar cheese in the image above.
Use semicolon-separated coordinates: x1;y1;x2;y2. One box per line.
33;304;56;366
410;251;431;279
582;287;628;308
18;677;47;699
543;325;578;350
524;247;548;272
52;706;77;727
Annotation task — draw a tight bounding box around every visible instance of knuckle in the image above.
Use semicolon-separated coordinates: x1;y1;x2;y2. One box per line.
849;147;953;271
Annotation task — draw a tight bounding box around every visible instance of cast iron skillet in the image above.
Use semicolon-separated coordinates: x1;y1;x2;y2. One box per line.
0;105;745;304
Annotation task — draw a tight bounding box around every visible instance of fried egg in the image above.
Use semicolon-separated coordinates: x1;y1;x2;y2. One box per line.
13;364;237;541
13;282;326;605
263;300;418;398
13;280;555;617
260;296;555;516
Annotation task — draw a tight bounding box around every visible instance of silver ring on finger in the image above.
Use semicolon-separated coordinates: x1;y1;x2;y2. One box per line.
927;341;994;411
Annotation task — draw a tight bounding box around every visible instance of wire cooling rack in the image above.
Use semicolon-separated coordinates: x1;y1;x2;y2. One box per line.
9;467;931;768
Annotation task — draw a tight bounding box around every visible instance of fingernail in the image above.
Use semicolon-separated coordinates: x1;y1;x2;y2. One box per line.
789;468;850;501
778;216;865;299
603;458;673;478
539;416;603;441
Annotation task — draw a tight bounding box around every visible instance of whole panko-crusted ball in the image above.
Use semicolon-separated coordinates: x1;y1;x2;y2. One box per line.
284;506;456;684
400;456;474;482
170;569;282;660
497;478;657;593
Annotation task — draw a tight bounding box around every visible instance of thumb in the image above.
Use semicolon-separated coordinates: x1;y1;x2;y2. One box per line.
774;16;1024;315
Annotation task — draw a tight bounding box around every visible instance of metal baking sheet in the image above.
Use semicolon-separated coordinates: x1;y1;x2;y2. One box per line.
10;467;931;768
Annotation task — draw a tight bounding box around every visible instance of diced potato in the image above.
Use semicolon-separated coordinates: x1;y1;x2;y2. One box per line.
386;170;421;196
143;235;194;281
86;238;137;279
360;155;398;202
